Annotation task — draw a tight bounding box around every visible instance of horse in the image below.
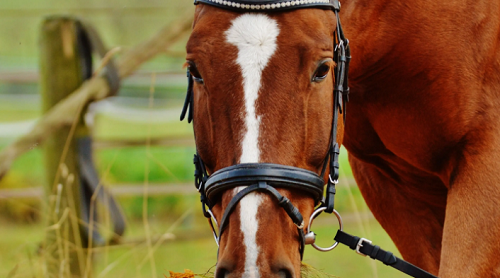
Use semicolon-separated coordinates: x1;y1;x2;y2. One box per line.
341;0;500;276
182;0;500;277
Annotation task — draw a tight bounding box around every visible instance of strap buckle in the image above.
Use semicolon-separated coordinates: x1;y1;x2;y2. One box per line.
355;238;372;256
328;175;339;185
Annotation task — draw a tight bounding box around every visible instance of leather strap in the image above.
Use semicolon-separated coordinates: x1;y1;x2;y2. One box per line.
218;181;306;259
180;71;194;123
205;163;325;204
334;230;439;278
194;0;340;12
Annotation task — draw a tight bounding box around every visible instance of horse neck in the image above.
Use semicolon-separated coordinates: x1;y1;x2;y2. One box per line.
340;0;402;79
341;0;497;78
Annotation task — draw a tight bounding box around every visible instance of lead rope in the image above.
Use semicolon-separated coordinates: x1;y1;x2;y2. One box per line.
334;230;439;278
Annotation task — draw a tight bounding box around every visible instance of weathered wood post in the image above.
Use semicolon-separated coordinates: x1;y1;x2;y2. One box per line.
39;17;90;277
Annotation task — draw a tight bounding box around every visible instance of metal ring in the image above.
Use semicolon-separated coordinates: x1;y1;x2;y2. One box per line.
306;207;343;252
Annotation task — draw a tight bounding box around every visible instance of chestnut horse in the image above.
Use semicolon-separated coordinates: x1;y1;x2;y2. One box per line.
182;0;500;277
342;0;500;277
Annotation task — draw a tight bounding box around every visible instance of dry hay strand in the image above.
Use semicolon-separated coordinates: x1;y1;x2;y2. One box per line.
166;269;216;278
166;263;339;278
301;263;340;278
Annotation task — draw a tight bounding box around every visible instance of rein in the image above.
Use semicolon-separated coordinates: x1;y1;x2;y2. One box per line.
181;1;438;277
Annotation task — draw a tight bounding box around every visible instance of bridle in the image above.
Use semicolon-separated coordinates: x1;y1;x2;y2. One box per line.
180;1;439;278
181;0;349;259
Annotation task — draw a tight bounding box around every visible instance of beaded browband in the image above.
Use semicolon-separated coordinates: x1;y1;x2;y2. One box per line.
194;0;340;11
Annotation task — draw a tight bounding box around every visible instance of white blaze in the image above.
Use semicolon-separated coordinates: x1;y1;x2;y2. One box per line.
225;14;279;278
226;13;279;163
236;186;263;278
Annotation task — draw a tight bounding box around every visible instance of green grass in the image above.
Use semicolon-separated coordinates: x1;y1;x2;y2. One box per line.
0;109;39;122
0;215;405;278
0;0;193;72
93;115;192;141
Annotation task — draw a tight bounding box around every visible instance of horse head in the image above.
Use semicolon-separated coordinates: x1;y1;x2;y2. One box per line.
183;2;348;277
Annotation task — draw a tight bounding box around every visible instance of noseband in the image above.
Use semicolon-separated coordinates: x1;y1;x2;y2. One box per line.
181;0;350;260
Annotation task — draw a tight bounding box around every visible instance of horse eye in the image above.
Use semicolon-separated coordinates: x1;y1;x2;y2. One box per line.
312;63;331;82
188;63;204;84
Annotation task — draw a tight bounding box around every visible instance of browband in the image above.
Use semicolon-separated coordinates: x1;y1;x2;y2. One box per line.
194;0;340;12
204;163;325;204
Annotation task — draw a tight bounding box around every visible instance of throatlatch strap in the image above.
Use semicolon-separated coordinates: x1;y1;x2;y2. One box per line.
334;230;439;278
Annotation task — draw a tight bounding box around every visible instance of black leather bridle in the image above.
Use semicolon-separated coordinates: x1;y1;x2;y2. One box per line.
181;0;349;260
180;1;438;277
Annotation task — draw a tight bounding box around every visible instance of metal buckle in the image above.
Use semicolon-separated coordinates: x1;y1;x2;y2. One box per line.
295;220;304;230
306;206;343;252
328;174;339;185
334;40;344;52
355;238;372;256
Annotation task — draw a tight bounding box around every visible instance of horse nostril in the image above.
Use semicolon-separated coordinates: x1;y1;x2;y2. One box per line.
215;267;229;278
278;268;293;278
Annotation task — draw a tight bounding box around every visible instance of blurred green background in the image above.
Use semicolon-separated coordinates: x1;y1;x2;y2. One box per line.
0;1;405;277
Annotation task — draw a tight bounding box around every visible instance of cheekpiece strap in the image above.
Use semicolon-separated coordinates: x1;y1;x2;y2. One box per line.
180;70;194;123
319;9;350;214
193;153;211;218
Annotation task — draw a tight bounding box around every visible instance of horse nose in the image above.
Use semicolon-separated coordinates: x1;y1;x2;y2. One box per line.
215;268;295;278
214;258;234;278
215;267;229;278
215;261;296;278
277;268;294;278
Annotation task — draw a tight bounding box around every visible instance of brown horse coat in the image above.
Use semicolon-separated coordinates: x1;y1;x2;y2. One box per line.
342;0;500;276
187;0;500;276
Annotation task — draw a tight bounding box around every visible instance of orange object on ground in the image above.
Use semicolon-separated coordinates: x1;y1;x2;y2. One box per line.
167;269;195;278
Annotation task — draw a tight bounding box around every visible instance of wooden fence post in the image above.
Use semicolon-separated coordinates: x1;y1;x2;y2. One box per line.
39;16;90;277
